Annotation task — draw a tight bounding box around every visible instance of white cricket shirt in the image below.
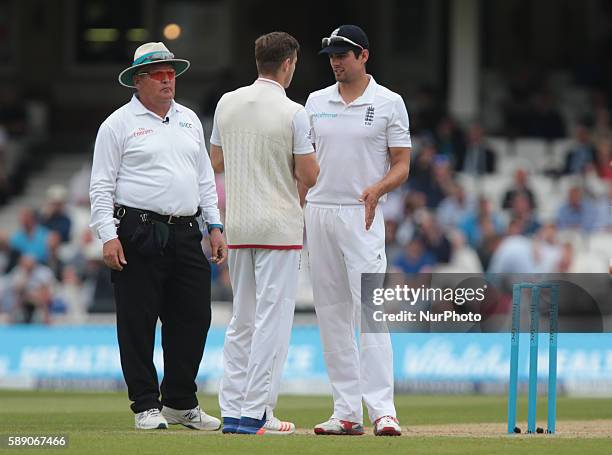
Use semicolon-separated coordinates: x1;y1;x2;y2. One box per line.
305;76;411;205
90;95;221;243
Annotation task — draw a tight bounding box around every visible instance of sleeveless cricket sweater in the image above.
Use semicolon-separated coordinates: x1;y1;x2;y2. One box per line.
216;82;304;249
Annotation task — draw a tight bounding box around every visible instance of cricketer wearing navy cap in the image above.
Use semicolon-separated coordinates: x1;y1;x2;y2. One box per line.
305;25;412;436
319;25;369;55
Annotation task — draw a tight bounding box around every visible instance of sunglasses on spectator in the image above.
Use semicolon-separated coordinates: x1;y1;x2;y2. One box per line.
321;35;364;50
136;69;176;82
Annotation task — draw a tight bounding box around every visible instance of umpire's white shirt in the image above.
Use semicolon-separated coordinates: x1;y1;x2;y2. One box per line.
305;76;411;205
90;95;221;243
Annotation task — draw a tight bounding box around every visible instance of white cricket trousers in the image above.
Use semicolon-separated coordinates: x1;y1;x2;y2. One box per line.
219;248;299;420
305;203;396;424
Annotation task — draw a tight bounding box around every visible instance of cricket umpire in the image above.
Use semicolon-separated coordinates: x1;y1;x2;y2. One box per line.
89;42;226;431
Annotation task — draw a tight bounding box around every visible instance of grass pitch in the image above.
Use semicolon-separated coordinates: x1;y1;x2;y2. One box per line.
0;391;610;454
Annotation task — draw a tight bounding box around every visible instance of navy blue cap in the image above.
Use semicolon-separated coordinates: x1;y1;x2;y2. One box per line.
319;25;369;55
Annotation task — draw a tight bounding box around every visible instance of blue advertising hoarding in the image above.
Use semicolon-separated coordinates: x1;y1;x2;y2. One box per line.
0;326;610;394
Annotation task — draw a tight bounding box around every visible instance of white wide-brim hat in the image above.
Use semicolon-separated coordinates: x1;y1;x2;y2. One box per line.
118;42;190;88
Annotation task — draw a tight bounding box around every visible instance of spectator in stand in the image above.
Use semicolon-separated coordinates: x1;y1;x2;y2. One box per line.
508;192;541;236
435;116;466;169
563;123;596;175
39;184;72;243
64;228;100;278
437;183;476;230
444;230;483;273
487;219;537;273
459;197;505;249
557;242;574;273
475;217;504;271
488;222;566;274
45;232;64;281
396;192;427;246
380;188;407;223
490;219;568;274
458;123;496;175
525;92;566;140
391;236;436;274
409;144;454;208
6;255;55;324
10;207;50;264
556;186;598;232
581;162;608;200
502;168;536;210
52;265;87;323
594;139;612;180
427;156;455;208
414;209;452;264
533;223;565;272
406;136;436;193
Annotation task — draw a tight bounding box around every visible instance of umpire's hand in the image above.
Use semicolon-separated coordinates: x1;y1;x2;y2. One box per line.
103;238;127;271
209;228;227;265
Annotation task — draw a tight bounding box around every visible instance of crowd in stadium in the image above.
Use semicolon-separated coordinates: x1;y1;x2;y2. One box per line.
0;72;610;324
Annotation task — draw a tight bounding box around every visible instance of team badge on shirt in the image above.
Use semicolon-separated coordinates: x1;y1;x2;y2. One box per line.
364;106;375;126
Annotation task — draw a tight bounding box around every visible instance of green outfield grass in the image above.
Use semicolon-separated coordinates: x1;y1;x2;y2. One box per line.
0;391;610;454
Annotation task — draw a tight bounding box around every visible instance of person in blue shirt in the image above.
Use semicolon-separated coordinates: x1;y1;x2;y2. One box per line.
39;185;72;243
556;186;598;232
10;207;50;263
392;237;437;273
459;197;505;248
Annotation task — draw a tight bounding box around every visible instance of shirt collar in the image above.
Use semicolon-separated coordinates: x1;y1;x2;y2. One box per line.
330;75;377;106
255;77;286;95
129;94;182;117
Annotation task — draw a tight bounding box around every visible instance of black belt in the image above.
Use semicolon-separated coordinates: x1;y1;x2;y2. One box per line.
114;205;201;225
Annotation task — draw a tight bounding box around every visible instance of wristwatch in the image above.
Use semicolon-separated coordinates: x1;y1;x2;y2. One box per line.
207;223;224;234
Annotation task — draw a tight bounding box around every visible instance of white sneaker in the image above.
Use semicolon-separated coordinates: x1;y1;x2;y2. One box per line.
161;405;221;431
135;408;168;430
314;417;364;435
373;415;401;436
258;416;295;435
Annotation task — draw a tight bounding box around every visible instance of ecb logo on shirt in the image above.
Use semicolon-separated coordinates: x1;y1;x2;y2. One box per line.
364;106;375;126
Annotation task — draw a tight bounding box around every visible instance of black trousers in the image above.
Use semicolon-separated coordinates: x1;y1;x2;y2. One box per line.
112;211;211;413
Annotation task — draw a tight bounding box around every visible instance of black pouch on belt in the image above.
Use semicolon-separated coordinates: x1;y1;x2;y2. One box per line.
130;218;170;257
